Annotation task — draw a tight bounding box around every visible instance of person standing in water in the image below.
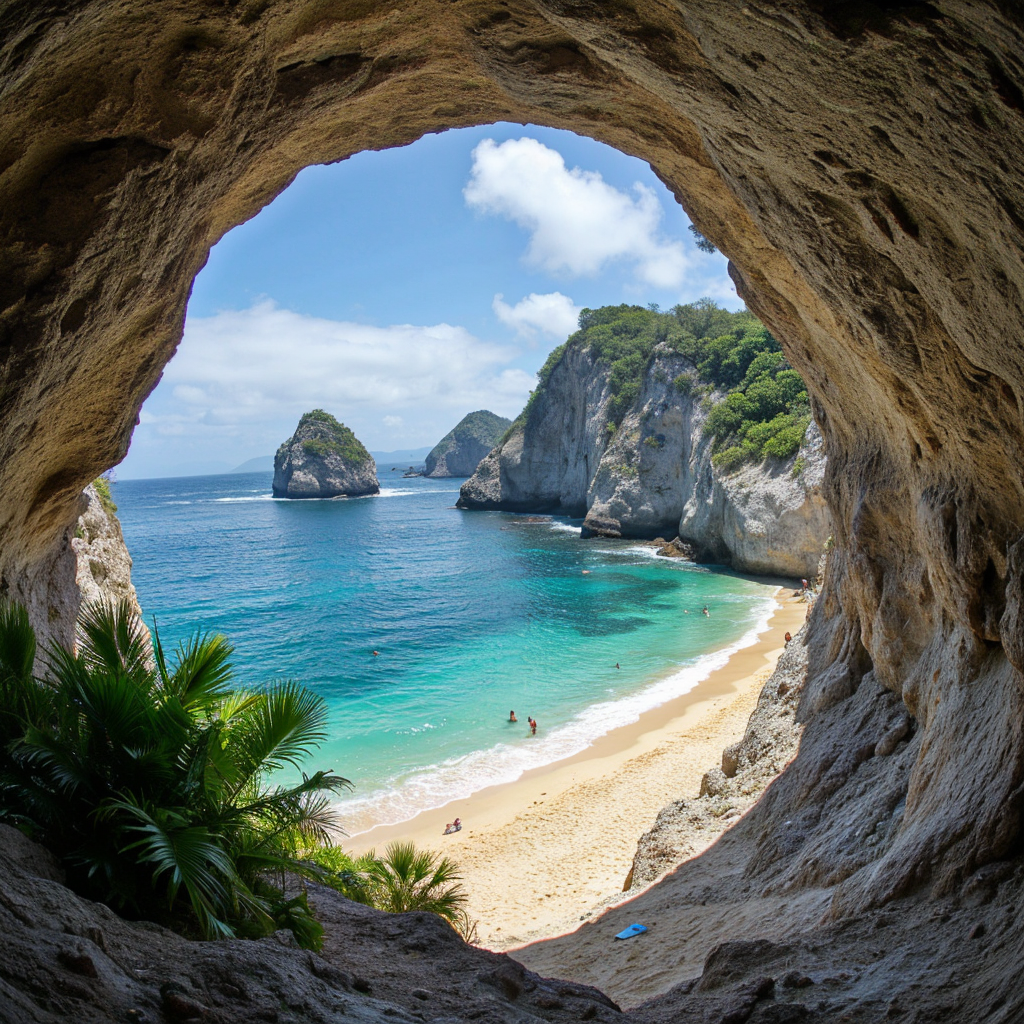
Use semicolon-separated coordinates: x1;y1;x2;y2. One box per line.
509;710;517;723
702;605;710;617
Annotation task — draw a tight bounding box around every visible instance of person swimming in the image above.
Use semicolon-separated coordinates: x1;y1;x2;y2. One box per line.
702;605;709;616
509;710;517;722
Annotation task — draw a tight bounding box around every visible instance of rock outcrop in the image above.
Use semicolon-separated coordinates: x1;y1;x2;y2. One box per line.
627;625;812;892
458;339;829;579
71;481;144;619
4;1;1024;1017
273;411;379;500
0;823;620;1024
424;410;511;478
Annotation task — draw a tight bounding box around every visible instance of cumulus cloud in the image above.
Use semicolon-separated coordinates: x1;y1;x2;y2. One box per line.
493;291;581;340
464;137;690;288
139;301;534;451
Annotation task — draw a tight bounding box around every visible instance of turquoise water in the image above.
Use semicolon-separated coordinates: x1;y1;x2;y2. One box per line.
112;471;777;834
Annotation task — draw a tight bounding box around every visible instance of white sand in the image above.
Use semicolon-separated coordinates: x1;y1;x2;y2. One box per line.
346;591;809;950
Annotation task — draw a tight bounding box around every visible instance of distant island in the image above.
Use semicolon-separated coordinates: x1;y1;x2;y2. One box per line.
272;410;379;499
230;455;275;474
424;410;512;478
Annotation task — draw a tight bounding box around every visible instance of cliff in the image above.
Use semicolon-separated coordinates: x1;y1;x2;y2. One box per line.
424;410;511;478
273;411;379;500
71;480;145;619
459;307;829;579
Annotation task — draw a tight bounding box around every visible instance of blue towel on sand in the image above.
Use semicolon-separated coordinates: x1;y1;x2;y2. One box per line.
614;923;647;940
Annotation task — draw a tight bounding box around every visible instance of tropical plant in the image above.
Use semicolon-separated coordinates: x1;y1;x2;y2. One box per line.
363;840;469;921
0;599;350;947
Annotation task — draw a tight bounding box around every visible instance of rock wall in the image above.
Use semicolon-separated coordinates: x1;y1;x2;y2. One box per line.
424;410;512;478
71;483;145;620
459;342;830;578
2;0;1024;1013
0;823;619;1024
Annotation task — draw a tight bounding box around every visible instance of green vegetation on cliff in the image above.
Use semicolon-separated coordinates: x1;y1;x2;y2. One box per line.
285;409;372;464
92;475;117;516
429;410;511;460
522;300;810;468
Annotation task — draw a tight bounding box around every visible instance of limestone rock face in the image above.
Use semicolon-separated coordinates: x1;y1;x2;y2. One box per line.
457;346;611;515
273;412;379;500
424;410;511;478
460;343;830;579
71;482;144;619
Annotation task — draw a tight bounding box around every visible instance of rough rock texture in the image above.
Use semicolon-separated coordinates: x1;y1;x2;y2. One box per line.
424;409;511;478
273;412;379;499
3;0;1024;1016
627;624;813;892
71;483;144;618
459;342;829;578
0;824;620;1024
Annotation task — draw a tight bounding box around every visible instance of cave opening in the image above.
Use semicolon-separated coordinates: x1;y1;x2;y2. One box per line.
105;121;814;951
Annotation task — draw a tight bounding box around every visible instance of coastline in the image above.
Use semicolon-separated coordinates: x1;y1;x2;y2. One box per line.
345;587;808;950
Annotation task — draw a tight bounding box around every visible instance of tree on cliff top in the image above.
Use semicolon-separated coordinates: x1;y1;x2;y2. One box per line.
518;300;809;467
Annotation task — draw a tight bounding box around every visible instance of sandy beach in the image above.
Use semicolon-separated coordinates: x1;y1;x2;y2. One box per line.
346;587;809;950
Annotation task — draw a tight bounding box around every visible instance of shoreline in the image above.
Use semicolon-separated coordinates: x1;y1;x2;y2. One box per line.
346;586;808;950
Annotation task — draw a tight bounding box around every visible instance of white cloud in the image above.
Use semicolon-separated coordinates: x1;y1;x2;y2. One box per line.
493;291;581;340
464;137;690;288
138;301;535;453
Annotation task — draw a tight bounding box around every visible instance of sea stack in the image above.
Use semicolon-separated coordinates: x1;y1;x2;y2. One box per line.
273;410;379;499
424;410;512;478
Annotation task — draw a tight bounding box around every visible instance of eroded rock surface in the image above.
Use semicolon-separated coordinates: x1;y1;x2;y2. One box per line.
2;0;1024;1016
424;410;511;478
0;824;619;1024
458;341;829;577
71;482;144;618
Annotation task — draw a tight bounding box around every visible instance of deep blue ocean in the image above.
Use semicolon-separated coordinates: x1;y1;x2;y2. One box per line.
112;470;777;834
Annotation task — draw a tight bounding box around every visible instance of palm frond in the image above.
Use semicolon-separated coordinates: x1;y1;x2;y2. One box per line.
76;600;153;685
165;632;234;712
228;681;330;785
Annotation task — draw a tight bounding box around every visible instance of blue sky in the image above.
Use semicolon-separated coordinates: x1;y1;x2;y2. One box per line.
120;124;739;479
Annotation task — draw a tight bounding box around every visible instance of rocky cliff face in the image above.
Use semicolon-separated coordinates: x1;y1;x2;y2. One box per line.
424;410;511;478
273;412;379;500
459;343;829;579
71;482;145;619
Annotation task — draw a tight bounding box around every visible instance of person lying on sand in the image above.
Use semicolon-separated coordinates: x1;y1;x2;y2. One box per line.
509;710;517;722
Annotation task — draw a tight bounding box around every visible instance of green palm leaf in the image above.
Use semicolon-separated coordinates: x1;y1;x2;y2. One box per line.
76;600;152;685
229;681;330;786
164;632;234;712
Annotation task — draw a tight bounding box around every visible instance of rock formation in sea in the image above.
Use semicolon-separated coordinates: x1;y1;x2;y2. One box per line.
4;3;1024;1020
273;411;379;499
424;410;511;478
71;479;145;619
458;305;829;580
